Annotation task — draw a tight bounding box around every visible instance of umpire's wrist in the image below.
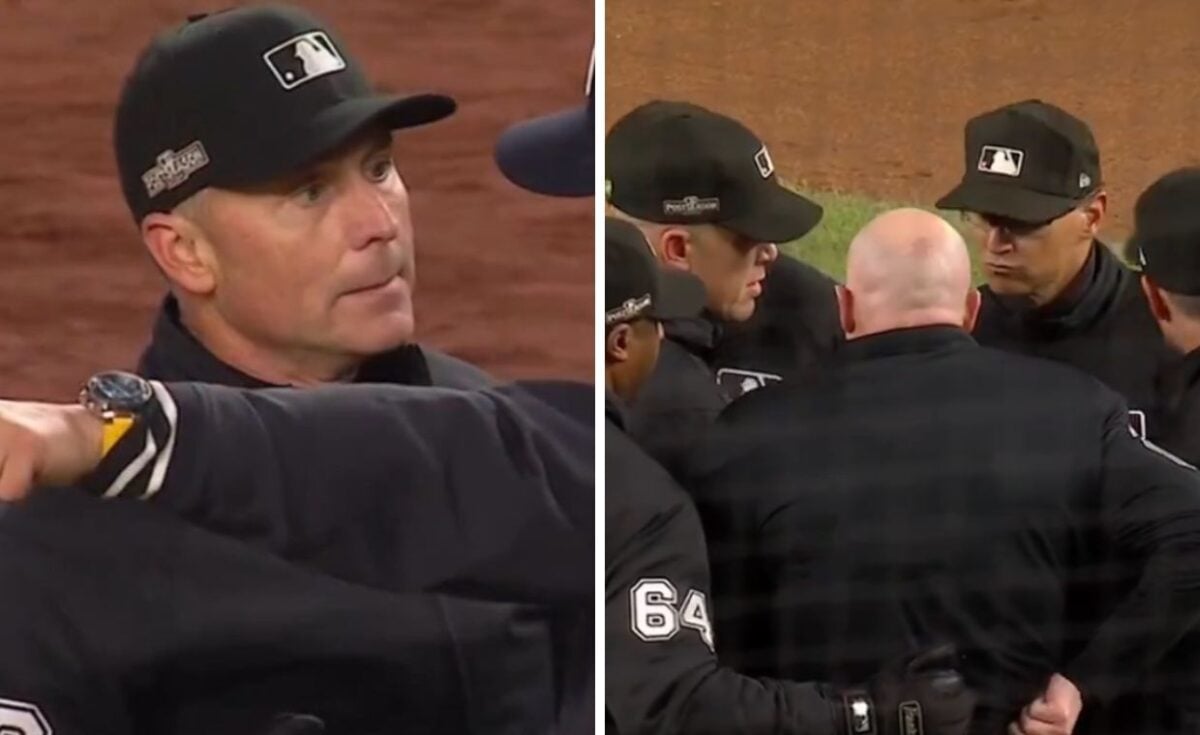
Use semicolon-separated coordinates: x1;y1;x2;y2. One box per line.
66;404;105;472
78;381;177;500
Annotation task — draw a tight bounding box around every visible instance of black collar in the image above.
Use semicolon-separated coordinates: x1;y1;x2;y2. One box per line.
1181;347;1200;388
137;295;434;387
1038;244;1098;319
605;390;629;430
989;241;1128;336
841;325;976;362
1162;346;1200;407
663;314;721;355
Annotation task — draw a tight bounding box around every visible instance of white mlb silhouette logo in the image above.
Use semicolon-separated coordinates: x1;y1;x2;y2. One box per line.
977;145;1024;177
263;31;346;90
754;146;774;179
716;367;782;397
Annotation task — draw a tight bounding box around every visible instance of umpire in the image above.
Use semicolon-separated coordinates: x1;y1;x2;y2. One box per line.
685;208;1200;734
935;100;1168;442
604;217;978;735
606;101;835;473
1131;167;1200;465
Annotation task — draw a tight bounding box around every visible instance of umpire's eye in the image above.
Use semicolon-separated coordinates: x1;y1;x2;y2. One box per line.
292;179;331;206
365;157;396;184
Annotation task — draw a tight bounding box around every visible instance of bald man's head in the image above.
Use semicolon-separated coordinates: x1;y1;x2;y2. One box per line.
837;208;980;339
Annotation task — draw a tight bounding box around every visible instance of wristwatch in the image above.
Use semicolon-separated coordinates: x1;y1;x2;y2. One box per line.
79;371;154;457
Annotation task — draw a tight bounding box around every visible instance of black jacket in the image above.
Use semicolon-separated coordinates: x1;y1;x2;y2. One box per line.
685;326;1200;734
973;242;1169;442
709;254;843;400
0;490;479;735
0;380;595;735
136;296;592;734
605;393;842;735
138;295;588;730
626;317;730;476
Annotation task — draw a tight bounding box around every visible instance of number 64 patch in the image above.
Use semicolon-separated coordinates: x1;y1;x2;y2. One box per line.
629;578;715;651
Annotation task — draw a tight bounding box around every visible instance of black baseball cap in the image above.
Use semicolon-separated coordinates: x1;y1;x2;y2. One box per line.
936;99;1101;224
1130;167;1200;296
493;45;594;197
606;217;705;327
606;100;822;243
114;4;456;221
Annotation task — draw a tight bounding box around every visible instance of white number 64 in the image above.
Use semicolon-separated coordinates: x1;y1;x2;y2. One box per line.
629;578;715;651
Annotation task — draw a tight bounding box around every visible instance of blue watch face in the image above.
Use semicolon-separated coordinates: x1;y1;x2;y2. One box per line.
90;371;152;412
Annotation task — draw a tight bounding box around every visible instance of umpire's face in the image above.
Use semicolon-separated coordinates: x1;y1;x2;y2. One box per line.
962;193;1105;306
659;224;776;323
153;128;417;378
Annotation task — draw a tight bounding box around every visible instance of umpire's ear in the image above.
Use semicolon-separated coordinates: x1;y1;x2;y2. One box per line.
605;323;634;363
835;284;855;338
964;287;982;333
140;192;217;296
1140;275;1172;322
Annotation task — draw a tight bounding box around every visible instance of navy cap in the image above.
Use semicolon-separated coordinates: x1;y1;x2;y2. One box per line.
493;46;594;198
1131;167;1200;296
114;4;456;221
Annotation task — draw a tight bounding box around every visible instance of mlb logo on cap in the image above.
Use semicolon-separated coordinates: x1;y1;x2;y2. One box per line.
263;31;346;90
754;146;774;178
977;145;1024;177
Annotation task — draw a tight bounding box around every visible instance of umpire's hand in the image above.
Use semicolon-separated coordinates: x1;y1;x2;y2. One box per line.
1008;674;1081;735
0;399;102;501
833;644;977;735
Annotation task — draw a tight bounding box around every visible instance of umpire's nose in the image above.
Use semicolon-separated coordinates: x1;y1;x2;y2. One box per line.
982;224;1016;255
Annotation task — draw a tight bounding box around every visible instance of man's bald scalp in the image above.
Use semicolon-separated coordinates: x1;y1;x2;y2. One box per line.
841;208;977;337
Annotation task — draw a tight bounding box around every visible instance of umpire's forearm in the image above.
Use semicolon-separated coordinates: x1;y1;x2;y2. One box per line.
96;380;594;604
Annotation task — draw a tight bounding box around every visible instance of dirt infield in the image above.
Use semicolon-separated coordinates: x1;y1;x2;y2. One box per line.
608;0;1200;237
0;0;593;399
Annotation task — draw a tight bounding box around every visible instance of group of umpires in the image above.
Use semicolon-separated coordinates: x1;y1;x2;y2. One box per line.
604;97;1200;734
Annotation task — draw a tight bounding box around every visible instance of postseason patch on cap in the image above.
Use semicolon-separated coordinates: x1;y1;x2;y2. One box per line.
263;31;347;90
142;141;210;198
977;145;1024;177
606;293;652;325
663;195;720;217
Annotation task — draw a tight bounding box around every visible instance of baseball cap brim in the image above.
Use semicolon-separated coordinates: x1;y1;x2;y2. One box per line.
1128;231;1200;295
494;102;594;197
722;184;824;243
650;269;707;321
223;92;457;188
935;179;1079;224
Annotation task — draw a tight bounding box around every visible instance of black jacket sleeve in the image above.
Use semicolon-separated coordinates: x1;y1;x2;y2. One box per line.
0;543;129;735
89;380;593;606
606;442;838;734
1065;400;1200;701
